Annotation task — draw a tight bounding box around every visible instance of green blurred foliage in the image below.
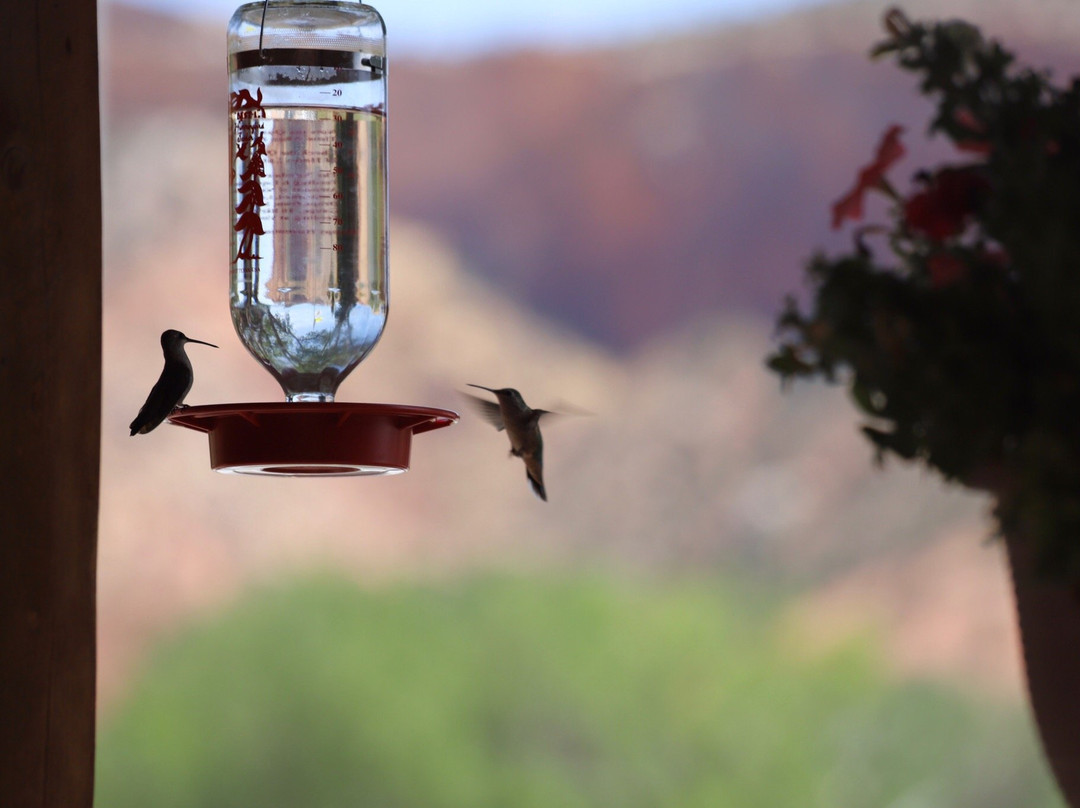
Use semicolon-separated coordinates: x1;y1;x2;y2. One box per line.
96;574;1063;808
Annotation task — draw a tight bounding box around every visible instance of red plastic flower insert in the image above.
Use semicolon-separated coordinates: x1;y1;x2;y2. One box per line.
903;167;989;241
832;125;906;229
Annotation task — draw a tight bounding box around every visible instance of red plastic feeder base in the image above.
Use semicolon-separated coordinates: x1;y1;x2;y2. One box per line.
167;402;458;477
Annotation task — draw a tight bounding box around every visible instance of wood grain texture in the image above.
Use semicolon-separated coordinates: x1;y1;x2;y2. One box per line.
0;0;101;805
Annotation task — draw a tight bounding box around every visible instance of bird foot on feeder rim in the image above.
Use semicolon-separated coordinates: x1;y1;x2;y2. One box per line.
167;401;458;477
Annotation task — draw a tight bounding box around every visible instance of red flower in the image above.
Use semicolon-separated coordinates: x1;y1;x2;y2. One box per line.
926;253;969;288
903;167;989;241
832;125;906;229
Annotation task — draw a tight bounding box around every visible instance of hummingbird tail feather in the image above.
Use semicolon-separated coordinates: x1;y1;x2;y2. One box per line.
527;470;547;502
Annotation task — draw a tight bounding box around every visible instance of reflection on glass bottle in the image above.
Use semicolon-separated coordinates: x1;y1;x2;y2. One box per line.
228;1;388;402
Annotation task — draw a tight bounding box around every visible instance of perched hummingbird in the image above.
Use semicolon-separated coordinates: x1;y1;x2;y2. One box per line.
466;384;551;501
129;330;218;436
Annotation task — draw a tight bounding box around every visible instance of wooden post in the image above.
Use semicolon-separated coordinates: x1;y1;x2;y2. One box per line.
1007;535;1080;808
0;0;101;804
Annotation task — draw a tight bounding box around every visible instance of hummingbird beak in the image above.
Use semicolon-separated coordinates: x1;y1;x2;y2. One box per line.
467;383;496;393
185;338;218;348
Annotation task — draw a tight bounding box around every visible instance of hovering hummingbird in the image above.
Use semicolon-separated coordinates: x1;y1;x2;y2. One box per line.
465;384;551;501
129;330;218;436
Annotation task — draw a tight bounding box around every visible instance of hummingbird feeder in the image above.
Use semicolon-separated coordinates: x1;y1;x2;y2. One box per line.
168;0;457;475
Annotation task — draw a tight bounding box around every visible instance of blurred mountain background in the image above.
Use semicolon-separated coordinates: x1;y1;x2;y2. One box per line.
96;1;1080;804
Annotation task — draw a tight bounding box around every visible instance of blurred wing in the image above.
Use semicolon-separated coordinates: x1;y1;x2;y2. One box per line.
463;392;506;432
549;397;595;416
533;406;589;429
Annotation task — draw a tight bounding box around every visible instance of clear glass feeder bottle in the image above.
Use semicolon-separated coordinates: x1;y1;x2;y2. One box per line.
228;0;388;402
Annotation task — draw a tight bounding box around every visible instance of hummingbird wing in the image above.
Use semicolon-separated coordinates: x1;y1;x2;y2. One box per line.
547;399;596;417
530;403;593;430
129;365;191;435
463;392;506;432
